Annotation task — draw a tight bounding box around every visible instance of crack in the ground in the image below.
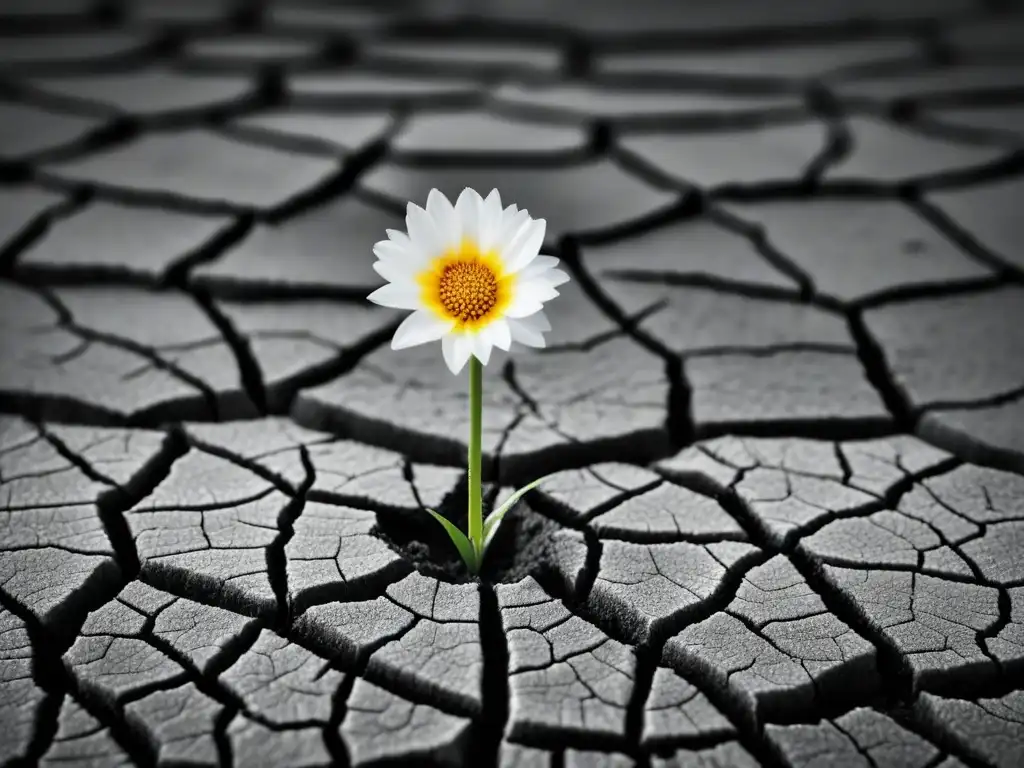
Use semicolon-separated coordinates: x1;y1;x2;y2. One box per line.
704;476;922;715
850;273;1011;312
258;314;402;414
189;286;267;417
897;703;998;768
323;671;355;768
28;282;228;422
266;444;314;630
46;424;190;579
847;307;916;432
803;84;852;182
164;210;256;288
2;5;1024;766
183;429;303;495
787;545;917;705
0;191;85;275
0;573;145;766
920;383;1024;414
471;583;509;768
784;455;963;544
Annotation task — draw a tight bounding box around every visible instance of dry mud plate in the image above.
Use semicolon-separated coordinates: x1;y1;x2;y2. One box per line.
2;0;1024;766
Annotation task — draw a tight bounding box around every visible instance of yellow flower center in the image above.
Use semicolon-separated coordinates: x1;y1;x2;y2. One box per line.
418;240;511;331
438;261;498;323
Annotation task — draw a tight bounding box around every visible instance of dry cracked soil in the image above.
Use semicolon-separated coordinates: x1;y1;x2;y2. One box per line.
1;0;1024;766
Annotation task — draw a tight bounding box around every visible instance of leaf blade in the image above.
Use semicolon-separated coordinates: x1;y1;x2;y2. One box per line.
482;473;556;553
425;508;478;574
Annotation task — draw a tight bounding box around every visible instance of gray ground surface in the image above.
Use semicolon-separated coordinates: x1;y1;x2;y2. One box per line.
1;0;1024;766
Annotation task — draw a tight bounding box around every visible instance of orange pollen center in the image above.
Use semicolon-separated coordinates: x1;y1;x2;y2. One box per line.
438;261;498;323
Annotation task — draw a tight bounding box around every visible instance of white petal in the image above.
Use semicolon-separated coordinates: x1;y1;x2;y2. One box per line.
471;332;493;366
515;277;561;303
518;254;559;274
545;268;571;287
387;224;431;269
372;259;416;285
455;188;483;245
497;208;531;256
426;188;459;249
504;295;545;318
478;189;504;251
442;333;473;375
391;310;454;349
385;229;410;247
508;317;547;348
374;239;427;273
481;317;512;351
406;202;444;259
372;239;408;262
516;258;557;281
519;309;552;333
516;264;565;286
368;283;421;310
502;217;546;274
441;334;458;373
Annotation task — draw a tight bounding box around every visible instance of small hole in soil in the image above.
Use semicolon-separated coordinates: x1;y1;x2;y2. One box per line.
372;477;565;584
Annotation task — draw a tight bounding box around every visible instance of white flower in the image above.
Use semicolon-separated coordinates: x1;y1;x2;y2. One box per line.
367;187;570;374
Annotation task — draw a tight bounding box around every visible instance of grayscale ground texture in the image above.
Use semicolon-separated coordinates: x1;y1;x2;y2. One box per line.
2;0;1024;766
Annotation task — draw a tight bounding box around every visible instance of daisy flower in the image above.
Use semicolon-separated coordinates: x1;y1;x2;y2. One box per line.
366;187;567;576
367;187;569;375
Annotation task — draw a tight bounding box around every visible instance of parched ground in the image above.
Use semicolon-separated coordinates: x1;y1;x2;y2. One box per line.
1;0;1024;766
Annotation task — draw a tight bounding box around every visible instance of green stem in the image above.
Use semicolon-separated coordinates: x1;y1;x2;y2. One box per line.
467;356;483;572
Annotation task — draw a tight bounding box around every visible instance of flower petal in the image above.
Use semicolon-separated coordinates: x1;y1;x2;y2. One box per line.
442;333;473;375
471;332;493;366
373;239;407;262
545;268;571;287
368;283;421;310
406;202;444;260
508;317;547;348
519;309;552;333
504;295;546;318
478;189;504;251
481;317;512;351
502;217;546;274
518;254;559;274
497;208;531;258
426;188;459;249
516;255;564;282
391;310;454;349
374;237;428;272
371;259;417;285
455;188;483;245
515;277;561;303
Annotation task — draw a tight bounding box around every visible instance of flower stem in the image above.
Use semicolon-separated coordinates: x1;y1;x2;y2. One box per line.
467;356;483;573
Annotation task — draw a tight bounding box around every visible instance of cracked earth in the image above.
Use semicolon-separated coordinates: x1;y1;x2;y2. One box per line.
1;0;1024;766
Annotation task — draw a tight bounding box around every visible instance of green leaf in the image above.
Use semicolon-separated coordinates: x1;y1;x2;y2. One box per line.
425;508;479;574
482;473;557;554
